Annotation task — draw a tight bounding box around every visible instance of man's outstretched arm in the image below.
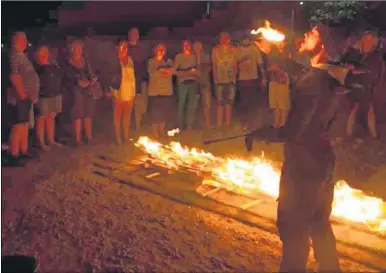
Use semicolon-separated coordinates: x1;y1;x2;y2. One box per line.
245;126;288;152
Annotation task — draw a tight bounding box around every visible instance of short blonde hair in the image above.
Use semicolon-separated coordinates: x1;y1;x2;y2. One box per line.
68;39;84;56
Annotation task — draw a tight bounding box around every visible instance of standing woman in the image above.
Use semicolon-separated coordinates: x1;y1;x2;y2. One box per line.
63;40;97;146
193;40;212;128
147;43;175;138
110;40;136;144
34;44;63;150
268;41;291;129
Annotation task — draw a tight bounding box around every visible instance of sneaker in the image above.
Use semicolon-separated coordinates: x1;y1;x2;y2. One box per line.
3;155;26;167
84;138;97;145
19;152;37;160
39;144;50;151
49;141;63;148
354;138;364;144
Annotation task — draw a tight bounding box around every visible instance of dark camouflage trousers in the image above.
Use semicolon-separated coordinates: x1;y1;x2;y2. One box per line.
276;142;341;272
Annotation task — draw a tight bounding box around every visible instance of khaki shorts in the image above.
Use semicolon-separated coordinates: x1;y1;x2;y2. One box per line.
134;81;148;115
269;82;290;110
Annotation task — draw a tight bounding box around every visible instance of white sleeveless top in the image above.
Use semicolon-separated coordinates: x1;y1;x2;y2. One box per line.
112;57;136;101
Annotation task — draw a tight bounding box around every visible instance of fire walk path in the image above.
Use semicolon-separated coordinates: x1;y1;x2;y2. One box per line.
92;154;386;271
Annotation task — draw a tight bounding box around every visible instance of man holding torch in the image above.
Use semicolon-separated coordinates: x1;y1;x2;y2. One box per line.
245;23;364;272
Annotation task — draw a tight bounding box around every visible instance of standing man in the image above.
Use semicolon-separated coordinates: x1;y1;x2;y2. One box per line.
346;30;383;142
7;31;40;165
193;40;212;128
268;41;291;129
175;40;200;130
128;27;149;131
245;25;358;272
212;32;238;129
236;36;265;130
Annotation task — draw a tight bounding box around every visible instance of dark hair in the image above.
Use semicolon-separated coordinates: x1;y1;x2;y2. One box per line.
116;38;128;46
11;31;26;45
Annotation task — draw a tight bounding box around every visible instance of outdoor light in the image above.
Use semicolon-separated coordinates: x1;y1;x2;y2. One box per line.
300;2;304;5
28;43;32;47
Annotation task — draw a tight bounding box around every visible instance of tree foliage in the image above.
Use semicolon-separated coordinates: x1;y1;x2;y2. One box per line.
303;1;376;29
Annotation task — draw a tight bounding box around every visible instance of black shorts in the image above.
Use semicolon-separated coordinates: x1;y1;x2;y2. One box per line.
9;99;32;124
147;95;176;124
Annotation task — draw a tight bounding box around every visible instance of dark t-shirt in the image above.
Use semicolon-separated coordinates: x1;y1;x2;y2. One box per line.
128;42;149;91
356;50;384;87
35;63;63;98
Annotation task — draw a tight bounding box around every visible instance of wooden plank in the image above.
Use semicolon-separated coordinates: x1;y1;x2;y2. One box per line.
240;199;264;210
202;187;222;197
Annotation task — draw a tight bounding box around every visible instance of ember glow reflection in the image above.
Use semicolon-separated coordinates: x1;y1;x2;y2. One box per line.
134;136;386;233
167;128;180;137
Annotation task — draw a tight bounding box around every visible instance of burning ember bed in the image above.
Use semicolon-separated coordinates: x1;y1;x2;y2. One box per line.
93;135;386;258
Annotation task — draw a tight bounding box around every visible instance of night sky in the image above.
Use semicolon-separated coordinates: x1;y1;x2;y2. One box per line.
2;1;63;32
2;1;386;42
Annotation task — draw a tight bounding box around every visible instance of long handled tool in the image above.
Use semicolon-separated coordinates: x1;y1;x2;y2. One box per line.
203;133;249;145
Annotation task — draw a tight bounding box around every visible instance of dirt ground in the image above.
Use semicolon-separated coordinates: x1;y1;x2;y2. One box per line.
2;115;386;272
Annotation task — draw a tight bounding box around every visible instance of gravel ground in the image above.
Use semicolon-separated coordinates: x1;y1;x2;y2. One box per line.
2;122;386;272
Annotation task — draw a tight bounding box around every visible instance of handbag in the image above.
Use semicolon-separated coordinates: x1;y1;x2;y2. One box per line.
84;49;104;100
86;78;103;99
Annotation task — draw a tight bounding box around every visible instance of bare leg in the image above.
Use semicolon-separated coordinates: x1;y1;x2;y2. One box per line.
279;109;289;128
122;100;134;141
84;118;93;141
134;94;143;131
203;106;211;128
367;105;378;138
20;123;29;154
346;104;358;138
36;115;46;147
152;123;159;138
10;124;22;157
46;113;57;145
73;119;82;145
225;104;232;128
158;122;166;137
216;105;223;128
113;99;123;144
273;108;280;128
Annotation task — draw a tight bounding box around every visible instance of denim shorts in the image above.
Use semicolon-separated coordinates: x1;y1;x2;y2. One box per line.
215;83;236;106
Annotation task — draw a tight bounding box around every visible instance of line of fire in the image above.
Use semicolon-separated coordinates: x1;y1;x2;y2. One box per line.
3;3;386;271
89;20;386;272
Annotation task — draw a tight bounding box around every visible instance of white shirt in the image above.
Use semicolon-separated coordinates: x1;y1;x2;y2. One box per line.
112;57;136;101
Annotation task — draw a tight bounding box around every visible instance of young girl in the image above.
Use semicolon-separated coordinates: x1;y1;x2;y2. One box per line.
110;40;136;144
147;43;176;138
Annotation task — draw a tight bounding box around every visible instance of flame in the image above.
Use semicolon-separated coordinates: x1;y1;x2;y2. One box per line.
167;128;180;137
251;20;285;42
134;137;386;233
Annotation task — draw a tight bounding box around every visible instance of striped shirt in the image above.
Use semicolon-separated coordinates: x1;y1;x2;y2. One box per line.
147;58;174;96
8;50;39;103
